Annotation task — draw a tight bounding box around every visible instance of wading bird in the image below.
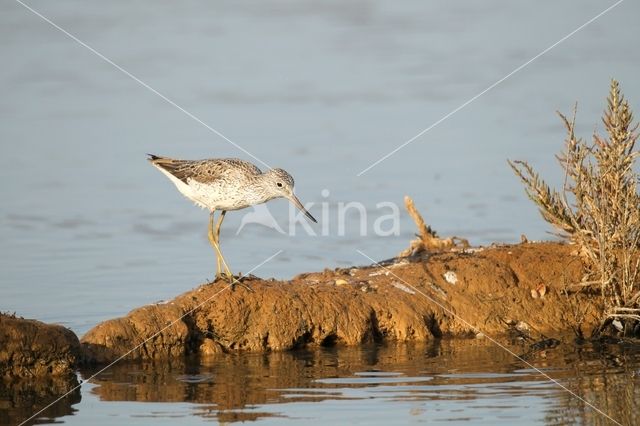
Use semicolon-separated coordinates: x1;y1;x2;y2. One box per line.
148;154;316;285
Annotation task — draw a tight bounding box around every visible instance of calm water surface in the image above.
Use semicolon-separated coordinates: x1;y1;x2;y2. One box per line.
1;0;639;333
4;340;640;425
1;1;640;424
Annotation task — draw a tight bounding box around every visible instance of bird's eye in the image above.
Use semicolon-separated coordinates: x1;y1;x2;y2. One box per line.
276;182;283;188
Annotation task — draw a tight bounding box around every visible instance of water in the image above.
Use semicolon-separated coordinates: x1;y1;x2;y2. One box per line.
1;0;640;332
1;1;640;424
4;340;640;425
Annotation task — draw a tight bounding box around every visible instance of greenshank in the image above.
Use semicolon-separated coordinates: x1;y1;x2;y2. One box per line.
148;154;316;284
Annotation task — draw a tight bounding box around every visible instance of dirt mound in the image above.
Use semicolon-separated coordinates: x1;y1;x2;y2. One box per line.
0;314;81;379
82;242;600;362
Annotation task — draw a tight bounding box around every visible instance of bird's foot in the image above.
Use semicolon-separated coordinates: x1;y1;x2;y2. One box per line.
214;272;234;282
214;273;254;292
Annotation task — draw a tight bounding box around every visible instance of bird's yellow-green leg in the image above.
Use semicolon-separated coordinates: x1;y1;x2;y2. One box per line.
215;211;253;292
208;211;222;279
214;210;234;280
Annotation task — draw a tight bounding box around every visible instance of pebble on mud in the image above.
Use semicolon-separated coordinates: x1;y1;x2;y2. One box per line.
612;319;624;331
443;271;458;285
530;283;547;299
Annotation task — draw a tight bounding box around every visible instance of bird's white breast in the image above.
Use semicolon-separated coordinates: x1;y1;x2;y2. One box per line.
153;163;266;211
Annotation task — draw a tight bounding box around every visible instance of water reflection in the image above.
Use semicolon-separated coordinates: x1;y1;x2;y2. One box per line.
71;340;640;424
0;376;80;426
2;340;639;424
549;343;640;426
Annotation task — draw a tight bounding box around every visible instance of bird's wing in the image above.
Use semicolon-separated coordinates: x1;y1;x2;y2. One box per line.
148;155;261;184
148;155;199;183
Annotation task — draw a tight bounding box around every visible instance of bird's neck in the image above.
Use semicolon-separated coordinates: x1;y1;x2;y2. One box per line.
245;176;278;204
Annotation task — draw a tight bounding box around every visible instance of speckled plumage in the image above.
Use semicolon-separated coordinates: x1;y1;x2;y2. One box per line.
148;155;297;212
147;153;316;282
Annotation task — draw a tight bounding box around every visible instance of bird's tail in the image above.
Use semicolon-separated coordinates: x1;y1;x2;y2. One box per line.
147;154;190;181
147;154;183;169
147;153;164;162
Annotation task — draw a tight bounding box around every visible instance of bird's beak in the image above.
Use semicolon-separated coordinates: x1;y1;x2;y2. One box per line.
288;194;317;223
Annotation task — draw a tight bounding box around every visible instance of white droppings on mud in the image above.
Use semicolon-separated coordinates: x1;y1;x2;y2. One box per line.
391;282;416;294
443;271;458;285
368;270;389;277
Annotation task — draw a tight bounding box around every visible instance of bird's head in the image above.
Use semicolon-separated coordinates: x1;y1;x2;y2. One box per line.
264;168;317;223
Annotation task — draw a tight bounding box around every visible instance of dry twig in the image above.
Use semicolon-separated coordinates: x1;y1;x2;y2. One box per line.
399;196;469;257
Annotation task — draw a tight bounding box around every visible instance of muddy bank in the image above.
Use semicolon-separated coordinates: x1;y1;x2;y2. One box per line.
0;314;81;379
82;242;600;362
